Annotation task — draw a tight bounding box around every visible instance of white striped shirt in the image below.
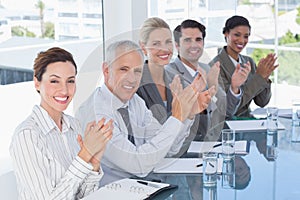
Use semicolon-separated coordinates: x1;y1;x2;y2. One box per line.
10;105;103;200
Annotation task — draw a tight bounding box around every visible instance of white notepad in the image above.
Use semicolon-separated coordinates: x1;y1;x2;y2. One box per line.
187;141;248;155
153;158;223;174
251;108;292;119
83;178;172;200
226;119;285;132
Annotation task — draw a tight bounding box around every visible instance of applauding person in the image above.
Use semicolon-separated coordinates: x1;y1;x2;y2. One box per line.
210;15;278;118
76;40;204;185
10;47;113;200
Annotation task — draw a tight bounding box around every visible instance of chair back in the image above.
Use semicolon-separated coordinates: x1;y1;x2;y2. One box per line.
0;171;18;200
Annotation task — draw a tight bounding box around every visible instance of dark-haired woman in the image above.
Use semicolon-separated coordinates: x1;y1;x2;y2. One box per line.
10;47;113;200
210;15;278;117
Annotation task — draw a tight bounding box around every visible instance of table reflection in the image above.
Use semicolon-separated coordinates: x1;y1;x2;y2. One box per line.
156;117;300;200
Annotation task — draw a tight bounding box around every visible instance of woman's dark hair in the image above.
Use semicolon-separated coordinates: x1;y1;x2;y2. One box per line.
34;47;77;81
222;15;251;34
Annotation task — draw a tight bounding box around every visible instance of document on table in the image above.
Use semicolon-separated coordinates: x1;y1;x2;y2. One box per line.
82;178;176;200
153;158;223;174
187;141;249;155
251;108;292;119
226;119;285;132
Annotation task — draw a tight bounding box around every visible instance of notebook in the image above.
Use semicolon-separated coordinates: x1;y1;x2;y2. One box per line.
226;119;285;132
82;178;178;200
153;158;223;174
187;140;249;155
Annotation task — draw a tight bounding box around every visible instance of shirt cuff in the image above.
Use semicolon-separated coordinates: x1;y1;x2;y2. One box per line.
85;167;104;183
68;156;94;180
167;116;186;131
169;116;184;125
184;118;193;124
230;86;243;98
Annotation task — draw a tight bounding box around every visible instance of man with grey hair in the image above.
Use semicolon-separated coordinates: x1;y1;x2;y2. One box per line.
76;40;204;185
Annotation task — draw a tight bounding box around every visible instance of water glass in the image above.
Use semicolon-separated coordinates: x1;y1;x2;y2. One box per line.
266;133;278;160
203;185;217;200
292;99;300;121
292;99;300;142
291;120;300;142
222;129;235;160
222;157;235;189
266;107;279;134
203;152;218;187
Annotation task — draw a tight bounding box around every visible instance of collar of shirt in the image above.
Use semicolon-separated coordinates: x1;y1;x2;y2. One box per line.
32;105;74;135
228;54;242;67
182;62;197;77
96;84;129;112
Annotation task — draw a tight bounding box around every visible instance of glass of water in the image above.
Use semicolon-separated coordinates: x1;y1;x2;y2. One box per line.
222;129;235;160
203;152;218;187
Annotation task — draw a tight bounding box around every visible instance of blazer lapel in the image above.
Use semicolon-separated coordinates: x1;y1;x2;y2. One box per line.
219;47;236;77
174;57;194;84
139;63;164;107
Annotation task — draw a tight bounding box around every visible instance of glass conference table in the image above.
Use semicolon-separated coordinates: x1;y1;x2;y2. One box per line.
152;116;300;200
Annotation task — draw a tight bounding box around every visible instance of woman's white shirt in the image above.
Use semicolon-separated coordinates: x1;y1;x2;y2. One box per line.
10;105;103;200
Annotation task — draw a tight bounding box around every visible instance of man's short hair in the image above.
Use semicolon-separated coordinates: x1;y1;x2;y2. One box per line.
173;19;206;44
105;40;144;66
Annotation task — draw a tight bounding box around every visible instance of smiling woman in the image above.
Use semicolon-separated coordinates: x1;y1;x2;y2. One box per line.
33;48;78;127
9;47;113;200
210;15;278;118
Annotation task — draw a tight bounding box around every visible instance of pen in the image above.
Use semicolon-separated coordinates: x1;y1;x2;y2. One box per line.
137;180;161;188
195;162;214;168
196;163;203;168
212;143;222;148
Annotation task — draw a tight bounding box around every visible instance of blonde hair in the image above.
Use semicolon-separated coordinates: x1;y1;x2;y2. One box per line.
139;17;170;44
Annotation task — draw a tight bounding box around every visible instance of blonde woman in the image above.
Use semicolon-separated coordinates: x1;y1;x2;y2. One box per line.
137;17;213;152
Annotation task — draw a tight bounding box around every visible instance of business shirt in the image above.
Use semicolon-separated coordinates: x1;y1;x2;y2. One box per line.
75;84;192;185
10;105;103;200
210;46;271;117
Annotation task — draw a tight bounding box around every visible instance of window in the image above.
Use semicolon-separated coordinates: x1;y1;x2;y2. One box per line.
149;0;300;108
58;13;79;18
82;13;102;18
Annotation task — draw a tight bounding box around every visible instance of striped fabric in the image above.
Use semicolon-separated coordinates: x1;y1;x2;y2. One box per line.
10;105;103;200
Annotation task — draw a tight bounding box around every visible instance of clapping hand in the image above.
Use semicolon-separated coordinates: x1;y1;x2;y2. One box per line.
77;118;113;171
195;67;208;92
207;61;220;96
190;86;215;117
170;74;214;120
169;75;198;121
231;61;251;94
256;53;279;80
190;71;214;114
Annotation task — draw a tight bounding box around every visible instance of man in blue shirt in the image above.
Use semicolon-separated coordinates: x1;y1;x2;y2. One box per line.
76;40;210;185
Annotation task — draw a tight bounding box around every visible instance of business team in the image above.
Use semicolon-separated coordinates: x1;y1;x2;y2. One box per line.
10;15;278;199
